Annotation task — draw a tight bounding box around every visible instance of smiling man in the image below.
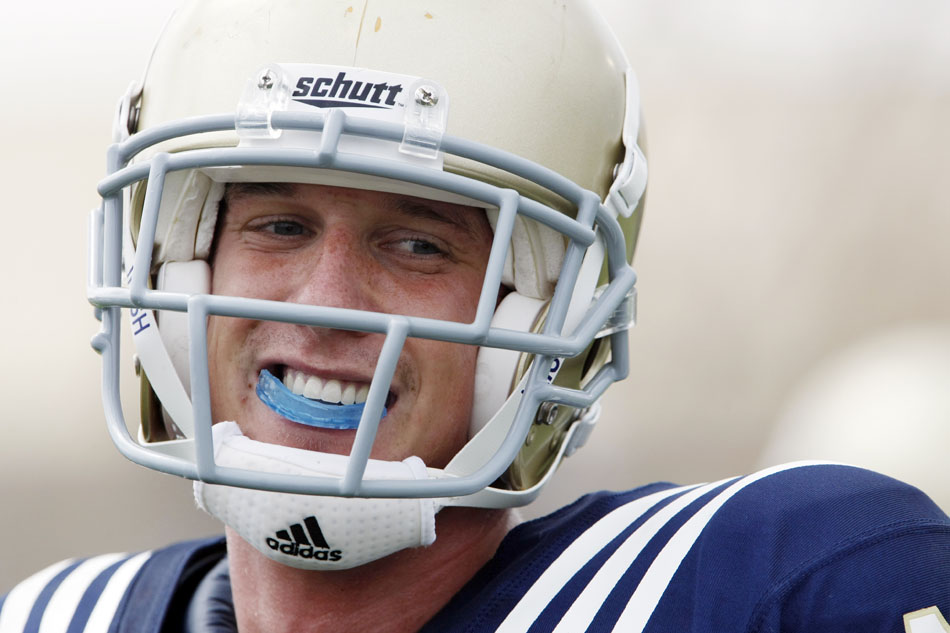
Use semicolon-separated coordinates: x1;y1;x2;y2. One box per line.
3;1;950;632
204;183;516;629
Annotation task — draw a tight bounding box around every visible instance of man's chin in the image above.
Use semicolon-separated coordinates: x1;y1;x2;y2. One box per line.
232;400;414;461
243;415;359;456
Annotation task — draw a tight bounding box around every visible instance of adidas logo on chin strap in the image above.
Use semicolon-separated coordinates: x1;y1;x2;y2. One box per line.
266;516;343;562
196;425;439;570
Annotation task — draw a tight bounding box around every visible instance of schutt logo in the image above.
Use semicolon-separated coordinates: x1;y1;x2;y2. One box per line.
292;71;403;109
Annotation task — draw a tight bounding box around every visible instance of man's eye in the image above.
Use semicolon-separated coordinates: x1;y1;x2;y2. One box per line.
396;238;443;256
266;220;304;236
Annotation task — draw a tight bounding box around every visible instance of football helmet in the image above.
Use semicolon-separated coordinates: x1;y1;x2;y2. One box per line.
88;0;646;564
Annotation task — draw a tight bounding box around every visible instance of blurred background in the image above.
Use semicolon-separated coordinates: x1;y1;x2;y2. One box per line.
2;0;948;589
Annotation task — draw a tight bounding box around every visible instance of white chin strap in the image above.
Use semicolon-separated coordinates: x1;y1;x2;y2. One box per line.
194;422;439;570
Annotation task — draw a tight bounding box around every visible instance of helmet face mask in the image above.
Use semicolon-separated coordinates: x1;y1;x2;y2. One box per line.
88;0;646;513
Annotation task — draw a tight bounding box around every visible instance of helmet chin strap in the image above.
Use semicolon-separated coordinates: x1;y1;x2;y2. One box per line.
194;422;439;571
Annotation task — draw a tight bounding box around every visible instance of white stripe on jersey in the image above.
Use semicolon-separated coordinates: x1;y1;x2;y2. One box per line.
615;461;836;633
552;478;735;633
0;559;77;633
81;551;152;633
37;553;127;633
496;484;701;633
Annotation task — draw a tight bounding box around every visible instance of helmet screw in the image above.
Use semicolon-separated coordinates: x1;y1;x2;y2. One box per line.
538;402;559;425
414;86;439;106
132;354;141;376
258;70;275;91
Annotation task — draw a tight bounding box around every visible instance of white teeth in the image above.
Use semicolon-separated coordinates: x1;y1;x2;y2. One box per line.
282;368;372;405
322;380;342;404
341;384;356;405
355;385;369;404
303;375;324;399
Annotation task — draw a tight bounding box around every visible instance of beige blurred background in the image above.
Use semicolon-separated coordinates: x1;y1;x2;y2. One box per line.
2;1;949;590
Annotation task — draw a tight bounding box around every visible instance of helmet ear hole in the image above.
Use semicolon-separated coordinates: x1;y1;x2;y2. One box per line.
470;292;546;437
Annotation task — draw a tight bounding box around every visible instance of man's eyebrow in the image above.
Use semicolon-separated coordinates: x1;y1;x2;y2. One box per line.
223;182;297;202
392;198;485;237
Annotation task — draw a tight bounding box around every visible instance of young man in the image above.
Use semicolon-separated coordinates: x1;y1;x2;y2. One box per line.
206;183;515;630
2;1;949;631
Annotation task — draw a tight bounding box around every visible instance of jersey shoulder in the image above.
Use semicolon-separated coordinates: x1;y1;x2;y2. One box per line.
0;536;225;633
717;461;948;531
424;463;950;632
650;462;950;632
715;463;950;632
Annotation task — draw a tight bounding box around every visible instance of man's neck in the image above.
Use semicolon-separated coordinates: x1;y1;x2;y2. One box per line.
226;507;515;633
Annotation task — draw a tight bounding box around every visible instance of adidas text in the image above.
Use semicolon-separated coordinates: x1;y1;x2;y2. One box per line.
267;515;342;562
266;538;343;562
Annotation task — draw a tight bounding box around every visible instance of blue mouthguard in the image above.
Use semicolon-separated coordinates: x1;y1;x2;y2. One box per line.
256;369;385;430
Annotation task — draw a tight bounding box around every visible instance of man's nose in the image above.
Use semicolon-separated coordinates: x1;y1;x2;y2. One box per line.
287;226;383;316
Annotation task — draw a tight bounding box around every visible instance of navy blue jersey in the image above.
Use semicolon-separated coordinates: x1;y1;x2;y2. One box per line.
3;463;949;632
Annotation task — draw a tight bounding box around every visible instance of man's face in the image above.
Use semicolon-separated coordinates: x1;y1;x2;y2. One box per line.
207;183;494;468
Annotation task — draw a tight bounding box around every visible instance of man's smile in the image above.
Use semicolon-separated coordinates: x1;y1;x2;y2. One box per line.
282;367;370;405
269;364;399;409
